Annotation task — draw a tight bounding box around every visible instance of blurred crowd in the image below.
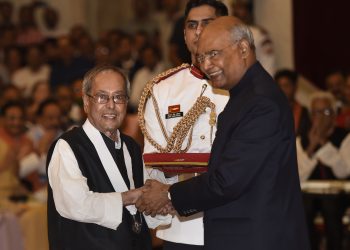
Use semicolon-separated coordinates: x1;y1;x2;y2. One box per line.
0;0;350;250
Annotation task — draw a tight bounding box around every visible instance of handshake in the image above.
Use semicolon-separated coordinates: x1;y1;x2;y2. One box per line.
122;179;176;217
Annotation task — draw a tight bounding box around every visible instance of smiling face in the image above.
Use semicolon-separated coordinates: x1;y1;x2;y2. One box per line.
197;17;251;90
83;70;128;135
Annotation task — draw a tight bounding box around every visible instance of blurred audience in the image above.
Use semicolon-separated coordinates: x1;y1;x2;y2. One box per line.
129;45;166;112
23;99;63;192
16;4;44;46
275;69;311;136
1;2;350;250
26;80;51;123
11;44;51;97
55;85;83;128
0;84;23;110
336;73;350;131
0;101;33;199
49;36;93;88
39;5;67;39
231;0;275;76
3;46;24;80
296;91;350;250
325;70;346;112
0;1;14;28
154;0;182;67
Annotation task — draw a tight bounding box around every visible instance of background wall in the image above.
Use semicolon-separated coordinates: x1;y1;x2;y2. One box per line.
255;0;293;70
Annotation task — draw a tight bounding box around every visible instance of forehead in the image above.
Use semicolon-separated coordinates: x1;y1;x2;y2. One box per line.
92;70;126;92
197;28;230;53
186;5;217;22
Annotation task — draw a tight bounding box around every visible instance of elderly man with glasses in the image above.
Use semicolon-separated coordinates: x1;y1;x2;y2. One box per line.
136;16;310;250
46;65;154;250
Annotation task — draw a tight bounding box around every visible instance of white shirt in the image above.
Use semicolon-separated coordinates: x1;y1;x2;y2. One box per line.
250;25;275;77
143;65;229;245
130;63;166;109
11;65;51;97
296;134;350;182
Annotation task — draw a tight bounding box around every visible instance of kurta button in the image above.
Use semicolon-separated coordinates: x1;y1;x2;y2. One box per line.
200;135;205;140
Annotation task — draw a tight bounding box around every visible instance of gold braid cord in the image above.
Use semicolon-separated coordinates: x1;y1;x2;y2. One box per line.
138;63;216;153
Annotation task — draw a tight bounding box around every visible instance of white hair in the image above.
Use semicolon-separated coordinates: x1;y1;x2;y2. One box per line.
229;22;255;51
308;91;337;113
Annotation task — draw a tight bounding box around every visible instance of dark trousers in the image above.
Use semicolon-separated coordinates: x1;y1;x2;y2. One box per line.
162;241;204;250
303;193;346;250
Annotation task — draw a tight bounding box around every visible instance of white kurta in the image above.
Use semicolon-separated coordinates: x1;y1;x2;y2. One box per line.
143;66;229;245
296;134;350;182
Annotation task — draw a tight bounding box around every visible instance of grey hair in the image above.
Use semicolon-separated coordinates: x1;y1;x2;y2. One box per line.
82;64;130;96
229;22;255;51
309;91;337;113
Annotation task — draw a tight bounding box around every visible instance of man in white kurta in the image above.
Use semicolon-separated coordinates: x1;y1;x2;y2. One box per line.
47;65;167;250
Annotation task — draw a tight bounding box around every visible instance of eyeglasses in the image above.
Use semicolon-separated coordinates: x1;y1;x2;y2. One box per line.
196;42;237;64
311;108;334;116
87;93;129;104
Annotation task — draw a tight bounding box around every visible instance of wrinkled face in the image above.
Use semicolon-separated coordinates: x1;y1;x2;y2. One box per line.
276;76;296;102
83;70;128;134
310;98;335;129
40;103;62;131
184;5;217;56
197;29;246;90
3;106;26;136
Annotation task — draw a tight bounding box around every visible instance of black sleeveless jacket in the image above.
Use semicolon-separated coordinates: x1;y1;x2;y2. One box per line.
46;127;151;250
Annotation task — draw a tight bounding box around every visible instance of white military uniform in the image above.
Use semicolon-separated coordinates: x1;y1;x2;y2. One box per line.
143;64;229;245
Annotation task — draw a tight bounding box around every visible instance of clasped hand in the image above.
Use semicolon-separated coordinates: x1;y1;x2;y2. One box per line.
123;180;176;217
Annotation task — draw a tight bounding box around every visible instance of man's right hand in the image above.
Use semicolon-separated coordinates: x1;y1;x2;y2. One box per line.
122;187;144;206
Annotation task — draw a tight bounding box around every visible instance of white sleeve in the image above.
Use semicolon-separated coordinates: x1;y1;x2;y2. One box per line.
129;70;145;109
142;162;173;229
315;134;350;178
47;139;123;230
19;152;41;178
19;152;47;177
296;137;318;182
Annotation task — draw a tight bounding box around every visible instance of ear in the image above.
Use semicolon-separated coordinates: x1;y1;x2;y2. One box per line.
82;95;89;113
238;39;250;59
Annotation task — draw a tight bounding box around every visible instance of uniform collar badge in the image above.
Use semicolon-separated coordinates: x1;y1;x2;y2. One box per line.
190;64;205;79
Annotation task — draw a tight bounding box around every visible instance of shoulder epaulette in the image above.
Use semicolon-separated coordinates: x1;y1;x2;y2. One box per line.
153;63;190;84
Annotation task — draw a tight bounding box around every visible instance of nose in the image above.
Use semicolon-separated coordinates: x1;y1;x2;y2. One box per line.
106;96;116;108
200;56;212;75
195;24;203;36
